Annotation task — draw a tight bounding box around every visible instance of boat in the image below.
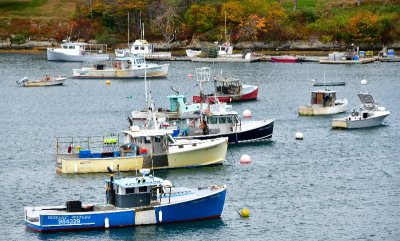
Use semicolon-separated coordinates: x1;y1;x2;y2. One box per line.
192;73;258;103
186;49;201;58
47;40;110;62
16;75;66;87
72;55;169;79
174;67;274;144
298;89;348;116
311;79;346;86
131;88;232;121
55;128;228;174
24;168;227;232
332;92;390;129
271;55;304;63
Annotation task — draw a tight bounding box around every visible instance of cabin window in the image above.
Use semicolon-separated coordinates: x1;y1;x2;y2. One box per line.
135;47;139;50
155;136;162;142
69;46;74;49
126;187;135;194
145;137;151;144
208;117;218;124
141;47;145;50
139;186;147;193
63;46;67;49
219;117;226;124
226;117;233;123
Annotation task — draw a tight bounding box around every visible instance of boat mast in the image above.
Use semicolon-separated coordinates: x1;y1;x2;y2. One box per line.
127;11;130;47
224;11;228;45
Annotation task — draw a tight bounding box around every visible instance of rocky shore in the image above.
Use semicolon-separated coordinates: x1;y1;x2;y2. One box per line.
1;38;399;55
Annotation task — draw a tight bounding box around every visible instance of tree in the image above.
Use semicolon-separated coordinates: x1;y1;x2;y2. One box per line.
346;11;380;44
184;4;218;33
148;0;182;42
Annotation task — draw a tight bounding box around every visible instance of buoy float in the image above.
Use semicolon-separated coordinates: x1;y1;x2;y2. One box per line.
106;80;111;85
187;73;193;78
240;154;251;164
295;132;304;140
240;208;250;218
104;217;109;228
158;210;163;222
361;79;367;85
243;109;252;118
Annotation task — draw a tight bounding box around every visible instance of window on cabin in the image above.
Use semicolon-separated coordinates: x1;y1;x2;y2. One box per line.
141;47;145;50
63;46;67;49
126;188;135;194
69;46;74;49
135;47;139;50
208;117;218;124
155;136;162;142
139;186;147;193
219;117;226;124
145;137;151;144
226;116;233;123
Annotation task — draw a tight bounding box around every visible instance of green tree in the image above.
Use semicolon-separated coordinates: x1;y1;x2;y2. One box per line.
185;4;218;33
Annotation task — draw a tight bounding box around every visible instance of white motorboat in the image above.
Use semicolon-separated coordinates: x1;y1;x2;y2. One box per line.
47;40;110;62
332;92;390;129
17;75;66;87
186;49;201;58
72;55;169;79
298;89;348;116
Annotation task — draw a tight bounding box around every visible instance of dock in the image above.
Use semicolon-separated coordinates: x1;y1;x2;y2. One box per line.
319;57;376;64
191;57;260;63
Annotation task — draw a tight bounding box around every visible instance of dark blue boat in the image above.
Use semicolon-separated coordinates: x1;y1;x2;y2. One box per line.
176;109;274;144
24;169;226;232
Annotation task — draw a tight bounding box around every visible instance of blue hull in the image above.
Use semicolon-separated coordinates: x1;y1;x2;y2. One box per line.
185;120;274;144
26;189;226;233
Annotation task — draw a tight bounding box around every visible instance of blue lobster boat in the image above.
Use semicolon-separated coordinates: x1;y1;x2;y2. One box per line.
24;169;226;232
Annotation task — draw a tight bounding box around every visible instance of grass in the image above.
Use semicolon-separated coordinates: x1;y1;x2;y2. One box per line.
0;0;77;19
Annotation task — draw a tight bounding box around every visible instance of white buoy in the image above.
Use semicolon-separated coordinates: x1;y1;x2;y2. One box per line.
104;217;109;228
158;210;163;222
361;79;367;85
240;154;251;164
243;109;252;118
295;132;304;140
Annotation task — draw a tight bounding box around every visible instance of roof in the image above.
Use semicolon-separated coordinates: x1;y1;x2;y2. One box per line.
310;89;337;94
214;76;241;83
112;176;164;188
122;129;173;138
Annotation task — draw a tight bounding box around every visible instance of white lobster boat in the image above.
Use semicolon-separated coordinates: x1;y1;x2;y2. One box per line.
56;128;228;174
47;41;110;62
72;55;169;79
332;92;390;129
298;89;348;116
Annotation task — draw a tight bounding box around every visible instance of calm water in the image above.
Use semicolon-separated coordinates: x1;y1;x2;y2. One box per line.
0;53;399;241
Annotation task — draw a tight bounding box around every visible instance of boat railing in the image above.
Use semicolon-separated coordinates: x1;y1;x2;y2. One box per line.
56;135;120;155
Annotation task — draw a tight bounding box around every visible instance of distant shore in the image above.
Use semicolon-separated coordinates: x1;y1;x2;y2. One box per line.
1;40;398;56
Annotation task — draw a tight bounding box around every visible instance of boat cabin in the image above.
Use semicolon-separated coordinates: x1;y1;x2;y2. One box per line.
130;39;154;55
120;129;175;156
187;111;240;136
310;89;337;107
59;42;107;55
218;44;233;55
115;55;146;69
214;76;242;96
166;95;201;113
106;171;165;208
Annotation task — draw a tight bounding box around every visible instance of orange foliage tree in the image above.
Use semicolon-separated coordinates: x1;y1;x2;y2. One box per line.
346;10;380;44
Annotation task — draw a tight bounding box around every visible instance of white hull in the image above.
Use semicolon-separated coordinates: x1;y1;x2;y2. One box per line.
332;111;390;129
299;99;348;116
186;49;201;58
73;64;169;79
47;48;110;62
